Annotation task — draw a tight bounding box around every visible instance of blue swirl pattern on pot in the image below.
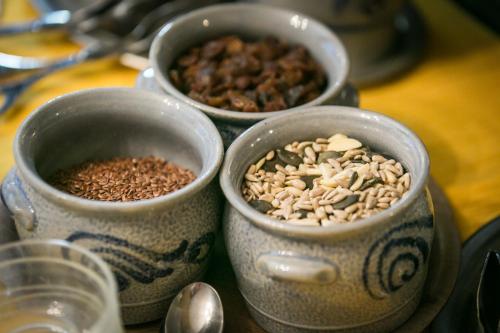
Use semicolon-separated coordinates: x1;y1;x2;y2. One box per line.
5;88;224;324
363;215;433;299
220;107;433;332
66;231;215;292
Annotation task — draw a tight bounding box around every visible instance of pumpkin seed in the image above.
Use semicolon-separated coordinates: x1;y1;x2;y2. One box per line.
297;209;309;218
359;177;383;191
301;175;317;189
348;172;358;188
249;200;273;213
331;194;360;210
277;149;302;167
242;134;411;226
317;151;340;164
327;136;362;152
262;155;282;172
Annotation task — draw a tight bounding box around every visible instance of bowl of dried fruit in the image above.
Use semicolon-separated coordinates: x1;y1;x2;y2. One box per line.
1;88;224;324
220;106;433;333
149;3;355;147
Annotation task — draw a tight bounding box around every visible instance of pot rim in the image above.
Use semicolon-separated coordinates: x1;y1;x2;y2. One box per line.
220;106;430;239
150;2;349;125
13;87;224;213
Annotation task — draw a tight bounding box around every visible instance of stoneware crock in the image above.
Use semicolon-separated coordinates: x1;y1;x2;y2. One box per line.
220;106;434;333
149;3;357;147
1;88;224;325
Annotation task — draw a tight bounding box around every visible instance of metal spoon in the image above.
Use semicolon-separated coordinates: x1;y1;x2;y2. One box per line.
0;0;120;36
162;282;223;333
0;0;209;115
0;0;156;72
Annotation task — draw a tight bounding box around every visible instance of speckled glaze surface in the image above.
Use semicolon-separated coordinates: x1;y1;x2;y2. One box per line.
149;3;356;147
2;88;224;325
220;106;434;332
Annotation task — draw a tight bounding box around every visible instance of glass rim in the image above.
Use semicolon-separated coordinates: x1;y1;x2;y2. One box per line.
0;239;119;331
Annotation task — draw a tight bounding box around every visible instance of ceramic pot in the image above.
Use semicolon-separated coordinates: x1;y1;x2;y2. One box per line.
220;106;433;333
1;88;224;325
149;3;357;147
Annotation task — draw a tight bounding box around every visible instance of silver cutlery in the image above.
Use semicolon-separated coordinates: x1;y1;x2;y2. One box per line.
162;282;223;333
0;0;119;36
0;0;213;115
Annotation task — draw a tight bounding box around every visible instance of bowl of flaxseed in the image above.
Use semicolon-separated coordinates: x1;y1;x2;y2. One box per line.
149;3;353;147
6;88;224;325
219;106;433;333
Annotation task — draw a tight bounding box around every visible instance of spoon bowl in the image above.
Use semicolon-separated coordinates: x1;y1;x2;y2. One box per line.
164;282;223;333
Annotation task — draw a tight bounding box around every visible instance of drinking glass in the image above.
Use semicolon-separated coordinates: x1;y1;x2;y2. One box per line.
0;239;124;333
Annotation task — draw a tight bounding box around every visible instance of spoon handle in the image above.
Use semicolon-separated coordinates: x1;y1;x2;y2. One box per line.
0;0;121;36
0;43;115;115
0;10;72;36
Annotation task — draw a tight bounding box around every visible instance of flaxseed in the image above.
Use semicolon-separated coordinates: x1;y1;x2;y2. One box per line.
50;156;196;202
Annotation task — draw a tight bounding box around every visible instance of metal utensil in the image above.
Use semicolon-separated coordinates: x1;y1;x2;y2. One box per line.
162;282;223;333
0;0;120;36
0;0;213;74
0;42;111;115
0;0;158;72
0;0;212;115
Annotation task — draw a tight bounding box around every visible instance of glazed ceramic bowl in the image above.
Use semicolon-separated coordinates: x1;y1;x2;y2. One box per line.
220;106;433;333
1;88;224;325
149;3;355;147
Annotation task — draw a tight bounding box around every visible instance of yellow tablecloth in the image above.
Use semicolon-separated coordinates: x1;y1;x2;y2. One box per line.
0;0;499;240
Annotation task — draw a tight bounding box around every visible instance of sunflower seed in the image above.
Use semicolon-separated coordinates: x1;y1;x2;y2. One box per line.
297;141;314;151
385;170;397;184
350;175;365;192
255;157;266;171
287;218;320;226
265;150;275;160
242;134;411;226
371;155;386;163
365;195;377;209
376;202;389;209
390;198;399;205
286;179;306;190
245;174;259;182
345;203;359;214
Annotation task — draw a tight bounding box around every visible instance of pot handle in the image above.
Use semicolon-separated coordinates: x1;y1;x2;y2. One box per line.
256;253;337;284
1;168;36;232
327;83;359;107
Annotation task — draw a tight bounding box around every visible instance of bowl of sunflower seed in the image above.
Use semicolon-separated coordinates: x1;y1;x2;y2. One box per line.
220;105;433;333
